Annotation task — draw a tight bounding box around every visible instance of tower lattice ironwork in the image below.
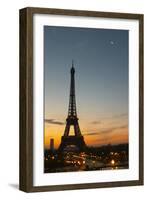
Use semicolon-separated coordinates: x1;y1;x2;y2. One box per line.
58;61;86;152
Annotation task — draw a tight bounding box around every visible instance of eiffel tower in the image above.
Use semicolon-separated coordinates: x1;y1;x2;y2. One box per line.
58;61;86;152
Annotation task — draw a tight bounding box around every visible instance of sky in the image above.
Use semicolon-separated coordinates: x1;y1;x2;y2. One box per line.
44;26;128;149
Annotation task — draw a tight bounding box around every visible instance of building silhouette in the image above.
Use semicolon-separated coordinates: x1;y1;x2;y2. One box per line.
58;61;86;152
50;138;54;152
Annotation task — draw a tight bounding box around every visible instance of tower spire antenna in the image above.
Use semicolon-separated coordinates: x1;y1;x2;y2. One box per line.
72;59;74;68
71;59;75;74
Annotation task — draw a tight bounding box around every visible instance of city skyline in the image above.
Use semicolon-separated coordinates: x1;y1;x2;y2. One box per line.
44;26;128;149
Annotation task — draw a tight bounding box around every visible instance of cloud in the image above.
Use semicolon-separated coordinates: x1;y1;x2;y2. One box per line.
92;113;128;124
91;121;101;125
84;124;128;136
45;119;65;125
84;132;101;136
112;113;128;119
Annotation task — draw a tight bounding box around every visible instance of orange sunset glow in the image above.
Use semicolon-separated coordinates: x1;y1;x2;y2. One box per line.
44;115;128;149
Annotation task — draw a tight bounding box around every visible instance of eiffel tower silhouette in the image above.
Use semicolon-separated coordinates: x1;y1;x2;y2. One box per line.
58;61;86;152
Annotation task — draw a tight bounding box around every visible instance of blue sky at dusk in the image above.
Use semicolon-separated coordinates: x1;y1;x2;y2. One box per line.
44;26;128;148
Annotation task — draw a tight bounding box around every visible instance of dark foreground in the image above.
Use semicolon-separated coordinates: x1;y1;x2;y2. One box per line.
44;143;129;173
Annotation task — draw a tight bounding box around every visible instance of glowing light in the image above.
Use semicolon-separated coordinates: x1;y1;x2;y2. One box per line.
111;159;115;165
77;161;81;165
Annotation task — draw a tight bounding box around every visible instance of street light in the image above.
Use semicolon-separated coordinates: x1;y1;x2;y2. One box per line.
111;159;115;165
